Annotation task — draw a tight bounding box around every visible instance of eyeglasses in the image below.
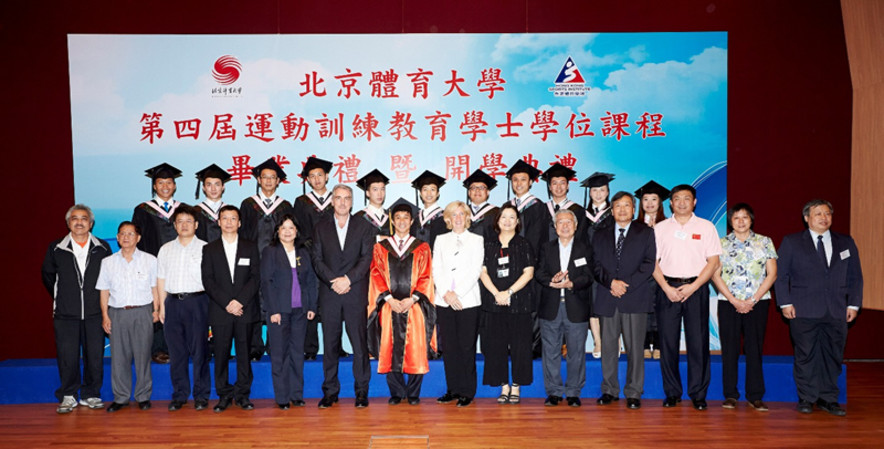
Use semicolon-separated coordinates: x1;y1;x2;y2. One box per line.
469;186;488;192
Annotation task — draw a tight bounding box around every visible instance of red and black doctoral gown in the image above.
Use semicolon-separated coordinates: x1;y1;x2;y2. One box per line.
133;199;188;256
367;236;437;375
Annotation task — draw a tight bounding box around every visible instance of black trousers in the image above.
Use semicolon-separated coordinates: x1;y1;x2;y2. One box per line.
387;372;424;399
790;316;847;403
437;306;480;399
305;313;320;355
321;295;370;397
164;294;210;402
54;316;104;401
482;312;533;387
211;319;255;401
718;299;768;401
656;281;710;401
268;308;307;404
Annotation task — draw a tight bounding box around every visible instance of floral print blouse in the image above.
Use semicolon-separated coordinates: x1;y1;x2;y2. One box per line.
718;232;777;301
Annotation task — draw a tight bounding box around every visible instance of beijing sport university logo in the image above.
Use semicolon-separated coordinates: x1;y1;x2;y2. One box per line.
549;56;590;97
212;55;242;85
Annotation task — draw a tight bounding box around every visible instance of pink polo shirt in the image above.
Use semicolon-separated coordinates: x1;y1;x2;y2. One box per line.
654;213;722;278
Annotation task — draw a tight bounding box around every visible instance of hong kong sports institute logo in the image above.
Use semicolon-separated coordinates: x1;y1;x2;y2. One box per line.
212;55;242;85
548;56;590;97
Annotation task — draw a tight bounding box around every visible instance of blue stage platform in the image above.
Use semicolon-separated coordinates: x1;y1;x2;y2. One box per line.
0;355;846;404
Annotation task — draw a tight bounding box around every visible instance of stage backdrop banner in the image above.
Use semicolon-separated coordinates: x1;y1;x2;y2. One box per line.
68;33;728;350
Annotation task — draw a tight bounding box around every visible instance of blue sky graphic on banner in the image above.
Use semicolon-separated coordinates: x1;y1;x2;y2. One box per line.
68;32;727;350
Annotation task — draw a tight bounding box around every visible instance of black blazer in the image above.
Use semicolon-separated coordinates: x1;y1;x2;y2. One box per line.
535;238;593;322
774;230;862;319
201;237;261;325
591;220;656;316
260;244;318;316
310;214;374;304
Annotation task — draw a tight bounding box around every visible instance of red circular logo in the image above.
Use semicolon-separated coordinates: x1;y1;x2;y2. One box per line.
212;55;242;85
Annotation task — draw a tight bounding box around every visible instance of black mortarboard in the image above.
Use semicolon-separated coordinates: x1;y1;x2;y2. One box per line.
540;163;576;183
411;170;446;205
251;158;287;194
505;159;542;181
388;197;418;220
252;158;287;181
463;169;497;203
194;163;232;199
580;172;615;208
356;169;390;191
145;163;181;196
299;156;333;195
634;180;670;200
356;169;390;206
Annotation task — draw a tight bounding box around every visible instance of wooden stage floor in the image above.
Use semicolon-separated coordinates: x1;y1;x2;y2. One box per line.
1;361;882;448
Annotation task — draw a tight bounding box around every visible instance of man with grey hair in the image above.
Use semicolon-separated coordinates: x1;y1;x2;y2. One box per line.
535;208;594;407
41;204;112;413
311;183;375;408
592;191;656;410
775;199;862;416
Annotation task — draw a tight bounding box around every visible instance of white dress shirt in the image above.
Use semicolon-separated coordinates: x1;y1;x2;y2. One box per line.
157;237;206;293
335;215;350;251
96;249;157;308
222;236;238;281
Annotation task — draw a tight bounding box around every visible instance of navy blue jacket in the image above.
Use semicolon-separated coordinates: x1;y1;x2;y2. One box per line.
260;244;318;316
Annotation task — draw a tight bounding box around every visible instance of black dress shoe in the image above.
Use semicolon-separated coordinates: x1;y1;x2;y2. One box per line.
291;399;306;407
566;397;581;407
277;402;290;410
626;398;641;409
663;396;681;407
318;395;338;408
168;400;185;411
138;400;151;411
544;395;562;406
237;399;255;410
597;393;618;405
305;353;317;361
408;397;420;405
213;397;232;413
355;394;369;408
692;399;708;411
249;351;263;361
437;392;458;404
106;402;129;413
388;396;402;405
816;399;846;416
194;399;209;411
151;352;170;364
339;349;350;357
797;399;814;414
456;397;473;408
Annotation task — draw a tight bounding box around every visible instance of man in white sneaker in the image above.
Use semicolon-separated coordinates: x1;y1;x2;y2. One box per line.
41;204;112;413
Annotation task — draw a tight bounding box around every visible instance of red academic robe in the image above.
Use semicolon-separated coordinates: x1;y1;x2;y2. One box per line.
367;236;437;375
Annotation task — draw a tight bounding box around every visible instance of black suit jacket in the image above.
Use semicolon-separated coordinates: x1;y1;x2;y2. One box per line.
591;220;656;316
201;237;261;326
260;244;318;316
774;230;862;319
310;214;374;305
535;238;593;322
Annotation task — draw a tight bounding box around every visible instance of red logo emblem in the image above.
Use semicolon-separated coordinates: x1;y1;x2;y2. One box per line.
692;234;701;240
212;55;242;85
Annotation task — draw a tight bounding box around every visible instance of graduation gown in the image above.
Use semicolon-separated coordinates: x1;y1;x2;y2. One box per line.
239;195;294;254
544;200;589;245
354;207;392;241
468;203;499;243
292;192;333;248
367;237;437;375
585;206;614;243
411;205;448;251
133;200;187;256
195;201;224;243
509;195;548;259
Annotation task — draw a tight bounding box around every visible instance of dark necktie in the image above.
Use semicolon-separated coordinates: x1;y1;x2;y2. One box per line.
398;239;405;251
264;198;273;208
817;235;828;267
554;204;560;212
515;198;521;208
616;228;625;264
